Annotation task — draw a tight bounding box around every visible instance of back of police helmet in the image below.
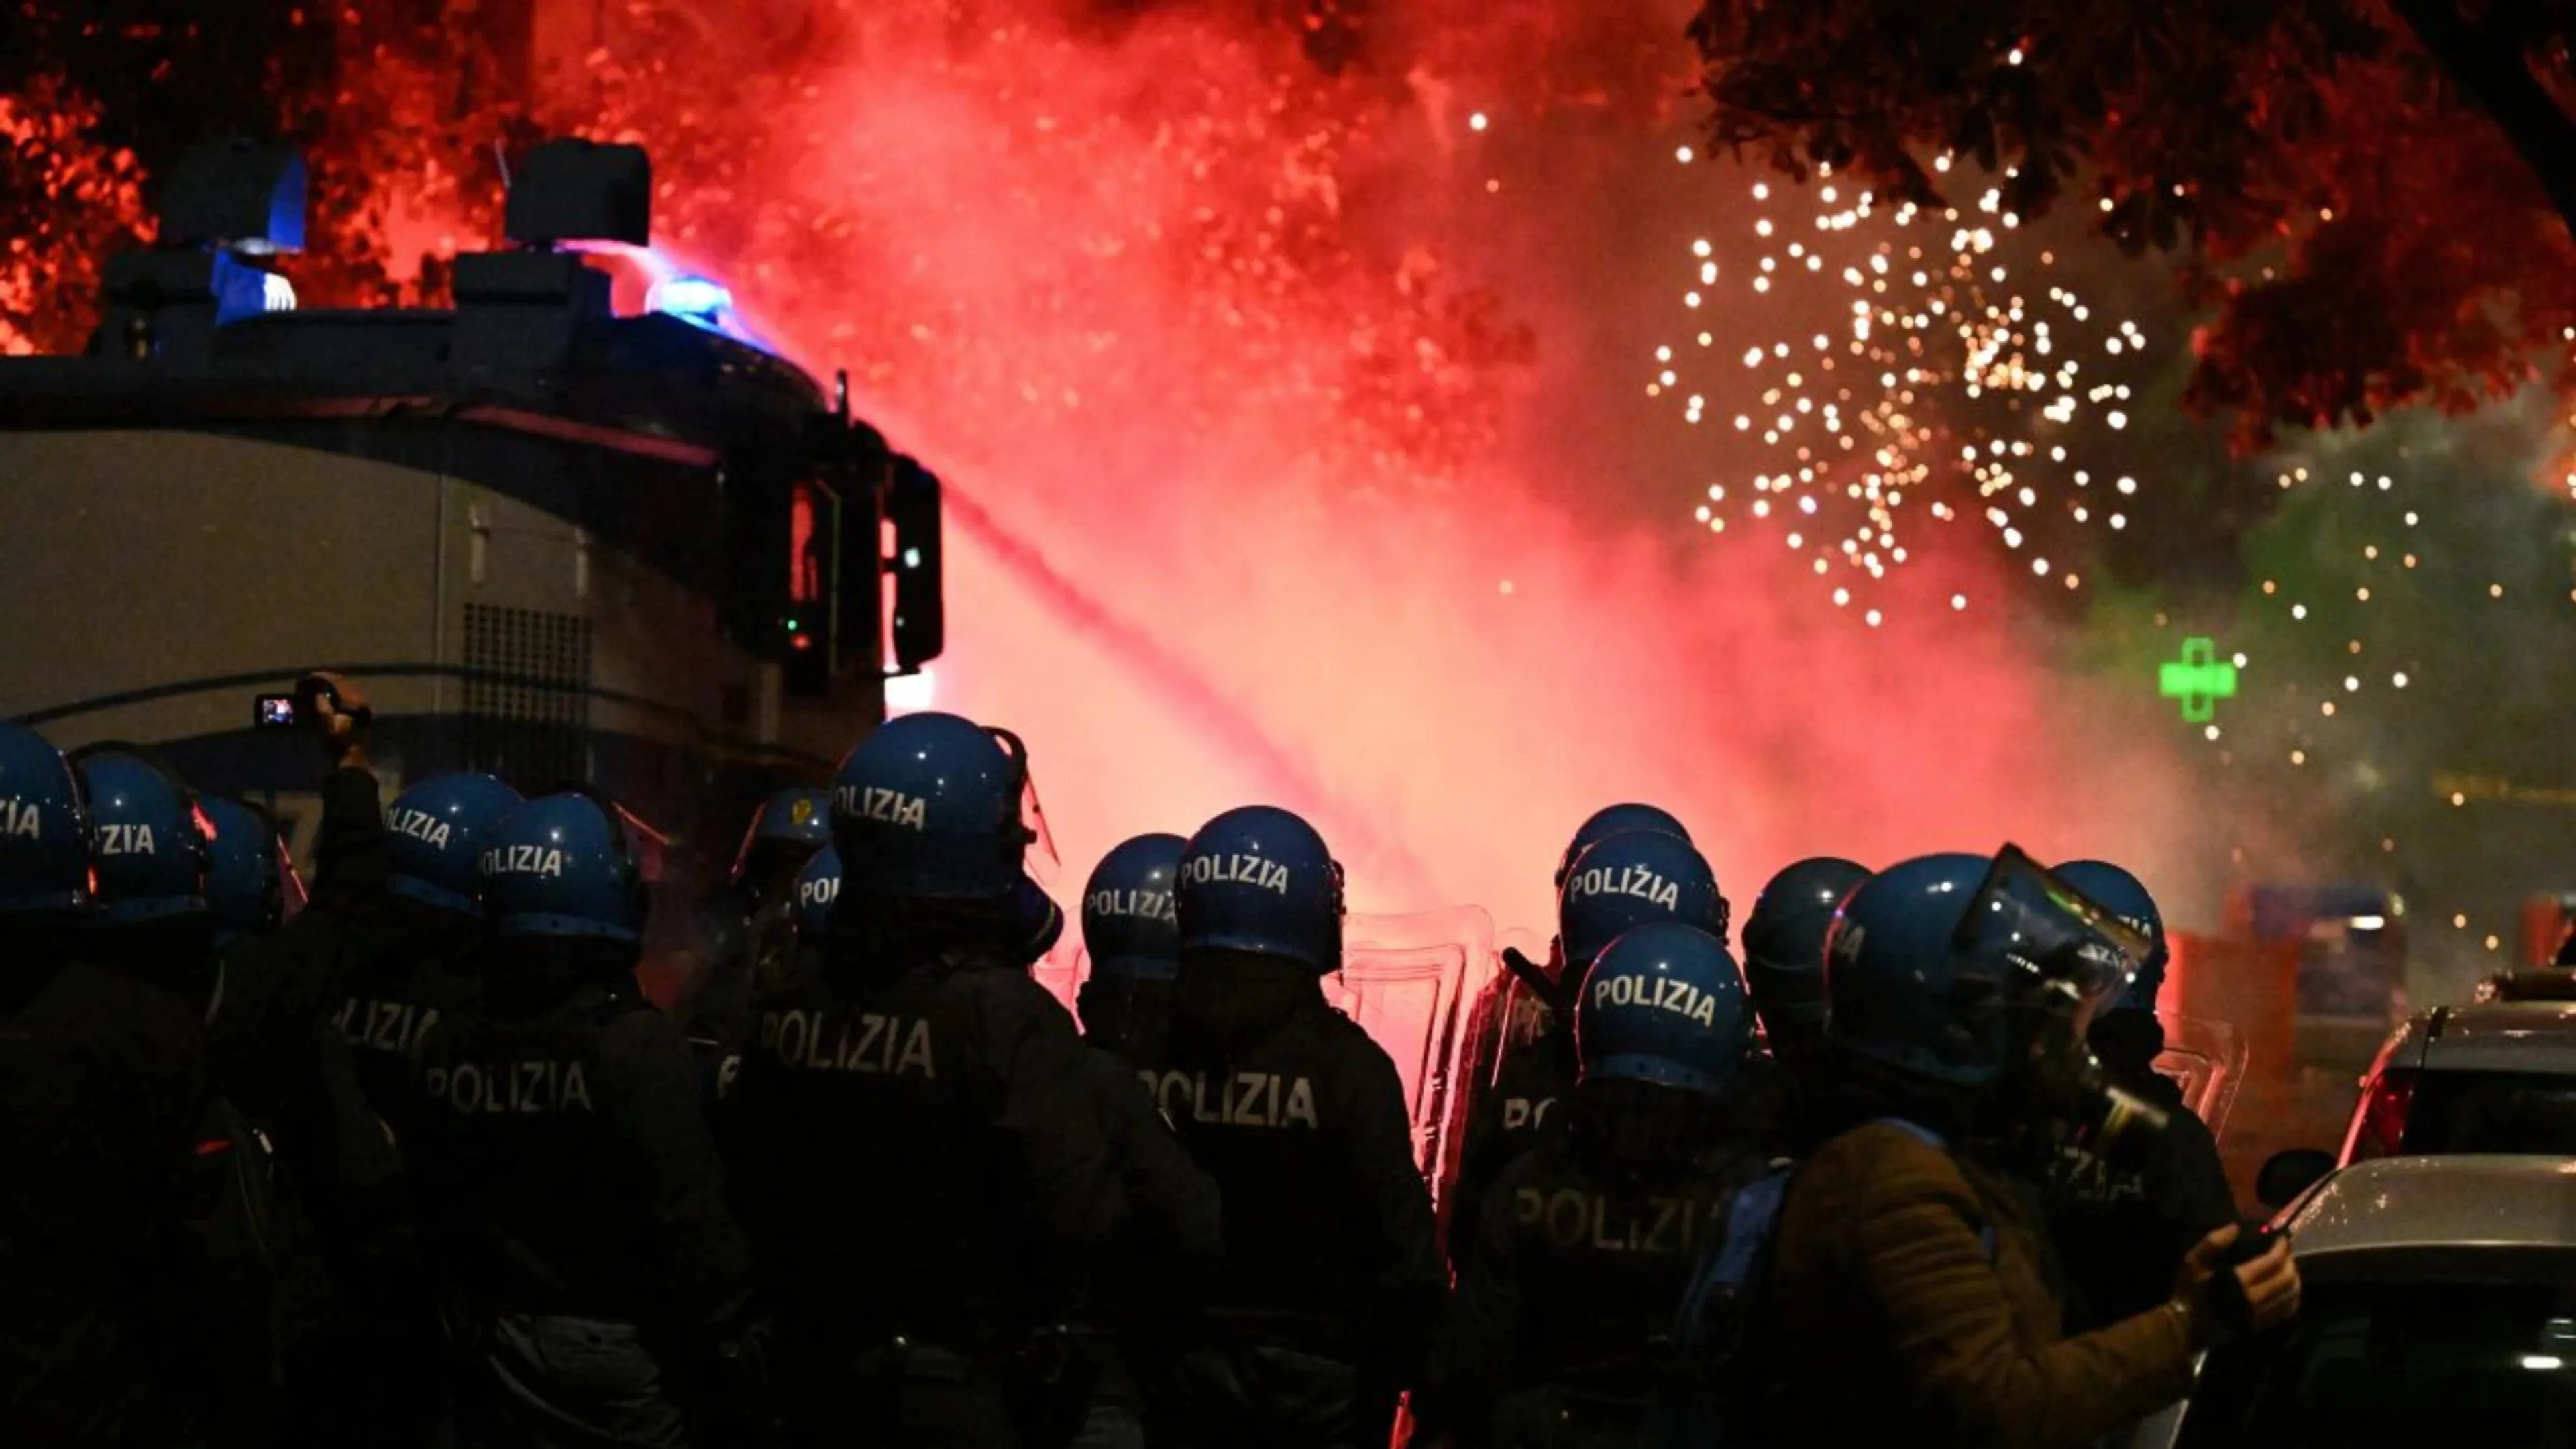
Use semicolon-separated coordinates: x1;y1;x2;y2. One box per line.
480;792;649;943
1176;805;1344;973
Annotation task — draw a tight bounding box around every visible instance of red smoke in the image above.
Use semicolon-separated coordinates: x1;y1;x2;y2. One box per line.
19;0;2209;930
546;0;2203;929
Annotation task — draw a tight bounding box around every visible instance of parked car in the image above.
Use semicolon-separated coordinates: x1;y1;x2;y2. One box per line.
2339;1002;2576;1162
2133;1155;2576;1446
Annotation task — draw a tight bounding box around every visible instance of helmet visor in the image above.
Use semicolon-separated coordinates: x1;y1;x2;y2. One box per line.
1955;843;2147;1013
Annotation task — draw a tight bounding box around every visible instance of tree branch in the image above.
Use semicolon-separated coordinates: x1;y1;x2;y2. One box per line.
2391;0;2576;241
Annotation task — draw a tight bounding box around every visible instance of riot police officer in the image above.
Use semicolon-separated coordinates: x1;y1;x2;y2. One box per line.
0;720;211;1444
1448;807;1696;1257
1149;805;1446;1449
323;768;521;1446
1068;833;1220;1449
404;791;763;1448
2040;859;2238;1332
80;685;409;1444
724;711;1119;1447
69;745;315;1438
1766;851;2300;1449
1738;857;1868;1061
1075;832;1187;1067
1434;922;1768;1448
1737;857;1870;1150
1452;827;1727;1265
680;785;831;1069
335;771;521;1120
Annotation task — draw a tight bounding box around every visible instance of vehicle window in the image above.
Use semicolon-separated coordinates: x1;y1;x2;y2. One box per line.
2178;1282;2576;1448
2406;1071;2576;1155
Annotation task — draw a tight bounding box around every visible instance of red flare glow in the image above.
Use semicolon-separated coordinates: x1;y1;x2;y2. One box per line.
5;1;2208;930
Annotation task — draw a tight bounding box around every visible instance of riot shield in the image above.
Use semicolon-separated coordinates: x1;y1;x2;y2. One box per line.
1490;926;1561;1060
1332;907;1499;1205
2151;1012;2249;1140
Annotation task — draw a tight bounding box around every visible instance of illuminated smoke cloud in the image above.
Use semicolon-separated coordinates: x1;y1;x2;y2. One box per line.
13;0;2210;928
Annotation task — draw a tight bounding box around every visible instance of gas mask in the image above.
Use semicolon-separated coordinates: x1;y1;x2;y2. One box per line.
1958;846;2171;1159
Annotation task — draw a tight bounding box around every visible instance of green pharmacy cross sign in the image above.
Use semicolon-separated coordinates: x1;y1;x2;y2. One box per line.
2159;637;2239;723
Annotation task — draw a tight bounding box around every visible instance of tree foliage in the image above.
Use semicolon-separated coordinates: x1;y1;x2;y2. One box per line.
0;3;528;350
1688;1;2576;455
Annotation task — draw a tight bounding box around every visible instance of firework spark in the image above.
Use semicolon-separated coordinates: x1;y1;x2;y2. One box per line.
1654;158;2155;619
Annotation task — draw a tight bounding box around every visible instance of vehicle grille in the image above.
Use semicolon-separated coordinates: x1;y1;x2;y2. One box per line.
462;604;594;789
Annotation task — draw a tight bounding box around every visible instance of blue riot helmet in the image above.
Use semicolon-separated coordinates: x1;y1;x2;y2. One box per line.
200;796;291;945
1575;921;1754;1098
1821;853;1998;1089
1741;857;1871;1051
731;784;833;902
1082;832;1186;982
386;772;523;918
1558;830;1725;986
1079;832;1185;1056
1176;805;1344;973
480;791;649;943
830;712;1055;902
72;747;211;927
1825;847;2154;1136
0;720;92;918
2051;860;2168;1015
1554;802;1690;889
790;843;843;943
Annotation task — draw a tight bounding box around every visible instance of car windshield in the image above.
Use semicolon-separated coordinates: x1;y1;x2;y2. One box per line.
2178;1280;2576;1447
2406;1071;2576;1155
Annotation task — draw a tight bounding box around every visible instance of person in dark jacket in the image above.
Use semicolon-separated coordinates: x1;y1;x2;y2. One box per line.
1146;804;1447;1449
2039;860;2239;1332
724;712;1121;1448
404;790;764;1448
1768;850;2300;1449
1432;921;1770;1449
1450;824;1728;1267
185;674;404;1226
0;719;213;1446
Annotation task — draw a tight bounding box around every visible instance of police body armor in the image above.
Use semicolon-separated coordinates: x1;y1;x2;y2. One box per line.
412;987;663;1313
334;900;481;1126
1462;1139;1766;1449
1148;983;1443;1449
728;936;1108;1447
1452;1030;1574;1252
